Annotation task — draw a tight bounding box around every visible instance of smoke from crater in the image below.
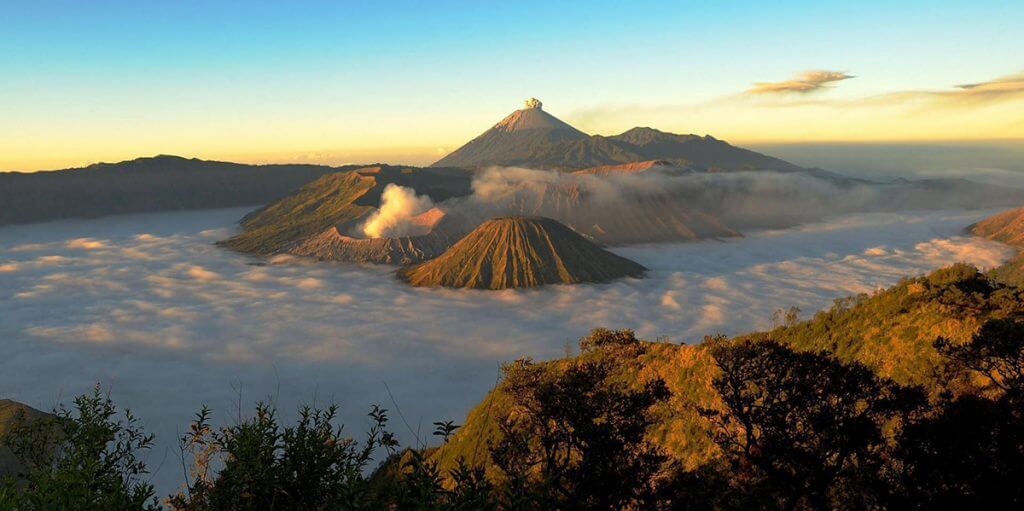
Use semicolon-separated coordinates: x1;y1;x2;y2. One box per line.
361;184;436;238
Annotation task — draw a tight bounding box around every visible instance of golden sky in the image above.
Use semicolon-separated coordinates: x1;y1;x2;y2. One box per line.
3;1;1022;171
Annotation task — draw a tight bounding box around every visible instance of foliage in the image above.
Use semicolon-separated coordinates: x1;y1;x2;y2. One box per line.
0;385;159;511
935;317;1024;394
701;338;926;510
890;318;1024;509
169;402;396;510
490;328;673;510
759;263;1024;387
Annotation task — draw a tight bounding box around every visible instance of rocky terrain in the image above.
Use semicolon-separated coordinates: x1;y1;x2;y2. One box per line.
397;216;646;289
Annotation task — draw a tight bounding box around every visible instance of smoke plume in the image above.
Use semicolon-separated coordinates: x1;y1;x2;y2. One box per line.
448;166;1024;236
361;184;435;238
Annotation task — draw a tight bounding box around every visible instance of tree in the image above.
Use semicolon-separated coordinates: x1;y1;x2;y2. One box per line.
490;328;672;510
701;338;925;510
890;319;1024;508
934;317;1024;395
169;402;397;510
0;385;159;511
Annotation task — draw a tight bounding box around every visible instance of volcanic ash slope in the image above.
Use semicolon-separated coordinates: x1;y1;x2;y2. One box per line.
397;216;646;290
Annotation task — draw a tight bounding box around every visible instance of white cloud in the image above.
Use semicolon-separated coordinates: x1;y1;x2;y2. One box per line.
65;238;107;250
748;70;855;94
183;265;220;281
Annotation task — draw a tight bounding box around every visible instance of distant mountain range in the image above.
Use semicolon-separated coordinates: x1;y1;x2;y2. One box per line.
433;98;804;172
0;156;352;226
1;99;1021;227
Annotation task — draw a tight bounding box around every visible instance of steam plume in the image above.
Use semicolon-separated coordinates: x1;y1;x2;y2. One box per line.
361;184;435;238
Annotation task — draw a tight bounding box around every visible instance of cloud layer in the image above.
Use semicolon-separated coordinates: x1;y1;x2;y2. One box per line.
0;207;1014;493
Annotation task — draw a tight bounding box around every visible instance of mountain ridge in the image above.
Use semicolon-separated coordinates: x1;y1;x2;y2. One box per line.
431;100;806;172
0;155;357;226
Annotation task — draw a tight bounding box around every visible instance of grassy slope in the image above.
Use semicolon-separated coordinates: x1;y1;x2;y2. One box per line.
219;171;376;255
970;206;1024;287
433;264;1024;474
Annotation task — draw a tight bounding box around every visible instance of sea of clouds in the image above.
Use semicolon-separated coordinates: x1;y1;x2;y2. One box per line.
0;207;1015;493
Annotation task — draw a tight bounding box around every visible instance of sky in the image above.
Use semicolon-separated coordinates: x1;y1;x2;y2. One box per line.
2;0;1023;171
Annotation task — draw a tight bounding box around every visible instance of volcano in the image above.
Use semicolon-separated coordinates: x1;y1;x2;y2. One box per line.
432;98;590;169
219;166;472;264
397;216;646;289
431;99;806;172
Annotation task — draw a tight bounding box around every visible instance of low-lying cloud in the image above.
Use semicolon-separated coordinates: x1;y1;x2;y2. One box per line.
443;166;1021;238
0;207;1014;493
748;70;855;95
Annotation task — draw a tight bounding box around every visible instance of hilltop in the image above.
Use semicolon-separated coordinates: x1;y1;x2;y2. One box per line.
431;263;1024;473
397;216;646;289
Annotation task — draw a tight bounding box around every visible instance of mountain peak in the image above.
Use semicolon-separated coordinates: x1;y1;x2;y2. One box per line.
491;101;584;134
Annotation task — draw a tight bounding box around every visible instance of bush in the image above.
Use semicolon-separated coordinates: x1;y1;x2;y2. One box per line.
169;403;397;510
0;385;159;511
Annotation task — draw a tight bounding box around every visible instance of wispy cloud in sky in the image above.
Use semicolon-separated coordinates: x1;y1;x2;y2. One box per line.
747;70;855;95
568;69;1024;141
870;73;1024;107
